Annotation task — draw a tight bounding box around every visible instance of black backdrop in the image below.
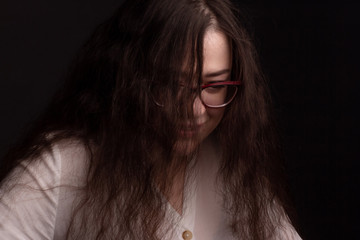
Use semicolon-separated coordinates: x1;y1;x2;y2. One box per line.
1;1;359;239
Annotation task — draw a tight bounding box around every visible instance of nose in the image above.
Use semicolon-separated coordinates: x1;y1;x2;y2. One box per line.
193;96;206;117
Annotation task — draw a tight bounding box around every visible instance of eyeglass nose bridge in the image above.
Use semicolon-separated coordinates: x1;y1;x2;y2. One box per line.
176;85;202;116
178;84;200;98
150;83;199;108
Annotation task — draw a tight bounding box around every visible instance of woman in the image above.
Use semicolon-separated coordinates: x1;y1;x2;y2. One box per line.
0;0;302;239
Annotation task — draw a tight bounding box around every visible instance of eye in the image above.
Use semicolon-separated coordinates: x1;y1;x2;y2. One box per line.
203;84;225;93
200;80;241;108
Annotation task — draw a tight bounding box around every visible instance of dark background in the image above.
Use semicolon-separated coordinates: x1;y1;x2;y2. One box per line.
1;1;359;239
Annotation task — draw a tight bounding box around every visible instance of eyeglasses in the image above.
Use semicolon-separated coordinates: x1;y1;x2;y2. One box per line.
200;80;241;108
152;80;241;108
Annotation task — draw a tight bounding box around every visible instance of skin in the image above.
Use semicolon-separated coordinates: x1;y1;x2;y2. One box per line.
173;28;231;155
169;29;232;214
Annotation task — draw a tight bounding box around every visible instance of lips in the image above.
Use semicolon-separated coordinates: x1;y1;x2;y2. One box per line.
179;128;196;138
178;121;204;138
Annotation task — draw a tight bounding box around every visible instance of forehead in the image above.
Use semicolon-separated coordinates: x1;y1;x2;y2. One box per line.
202;30;231;77
174;29;231;83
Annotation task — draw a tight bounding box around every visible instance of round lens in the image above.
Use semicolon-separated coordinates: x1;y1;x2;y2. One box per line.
201;84;238;107
151;84;166;107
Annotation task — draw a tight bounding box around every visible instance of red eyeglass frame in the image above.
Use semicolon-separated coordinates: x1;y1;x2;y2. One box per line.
201;80;242;89
200;80;242;108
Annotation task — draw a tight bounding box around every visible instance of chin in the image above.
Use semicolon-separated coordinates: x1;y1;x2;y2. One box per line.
172;138;200;156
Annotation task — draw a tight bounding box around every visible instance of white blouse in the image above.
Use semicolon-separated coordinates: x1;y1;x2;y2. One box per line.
0;138;302;240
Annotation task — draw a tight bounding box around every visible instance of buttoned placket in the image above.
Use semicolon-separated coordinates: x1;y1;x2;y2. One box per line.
164;163;198;240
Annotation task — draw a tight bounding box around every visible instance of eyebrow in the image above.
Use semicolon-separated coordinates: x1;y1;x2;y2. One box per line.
203;69;231;78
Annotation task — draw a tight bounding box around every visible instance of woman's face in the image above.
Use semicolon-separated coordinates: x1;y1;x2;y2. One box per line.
174;29;231;154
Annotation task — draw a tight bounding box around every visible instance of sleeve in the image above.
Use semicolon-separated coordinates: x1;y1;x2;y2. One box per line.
0;148;62;239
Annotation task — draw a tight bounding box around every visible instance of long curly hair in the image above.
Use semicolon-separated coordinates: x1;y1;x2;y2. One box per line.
0;0;294;239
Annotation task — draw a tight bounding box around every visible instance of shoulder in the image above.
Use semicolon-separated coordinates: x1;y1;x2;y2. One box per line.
270;200;303;240
3;138;89;189
53;139;90;187
0;138;90;239
275;215;303;240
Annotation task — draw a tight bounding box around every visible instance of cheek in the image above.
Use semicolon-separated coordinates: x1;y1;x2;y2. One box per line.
207;108;225;125
201;108;225;138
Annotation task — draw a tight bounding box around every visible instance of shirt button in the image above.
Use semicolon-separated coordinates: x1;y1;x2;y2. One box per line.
182;230;193;240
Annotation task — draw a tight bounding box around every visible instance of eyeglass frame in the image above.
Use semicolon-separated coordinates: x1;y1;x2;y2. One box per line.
152;80;242;108
200;80;242;108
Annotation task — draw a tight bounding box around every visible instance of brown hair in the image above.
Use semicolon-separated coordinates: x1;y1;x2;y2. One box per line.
0;0;294;239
